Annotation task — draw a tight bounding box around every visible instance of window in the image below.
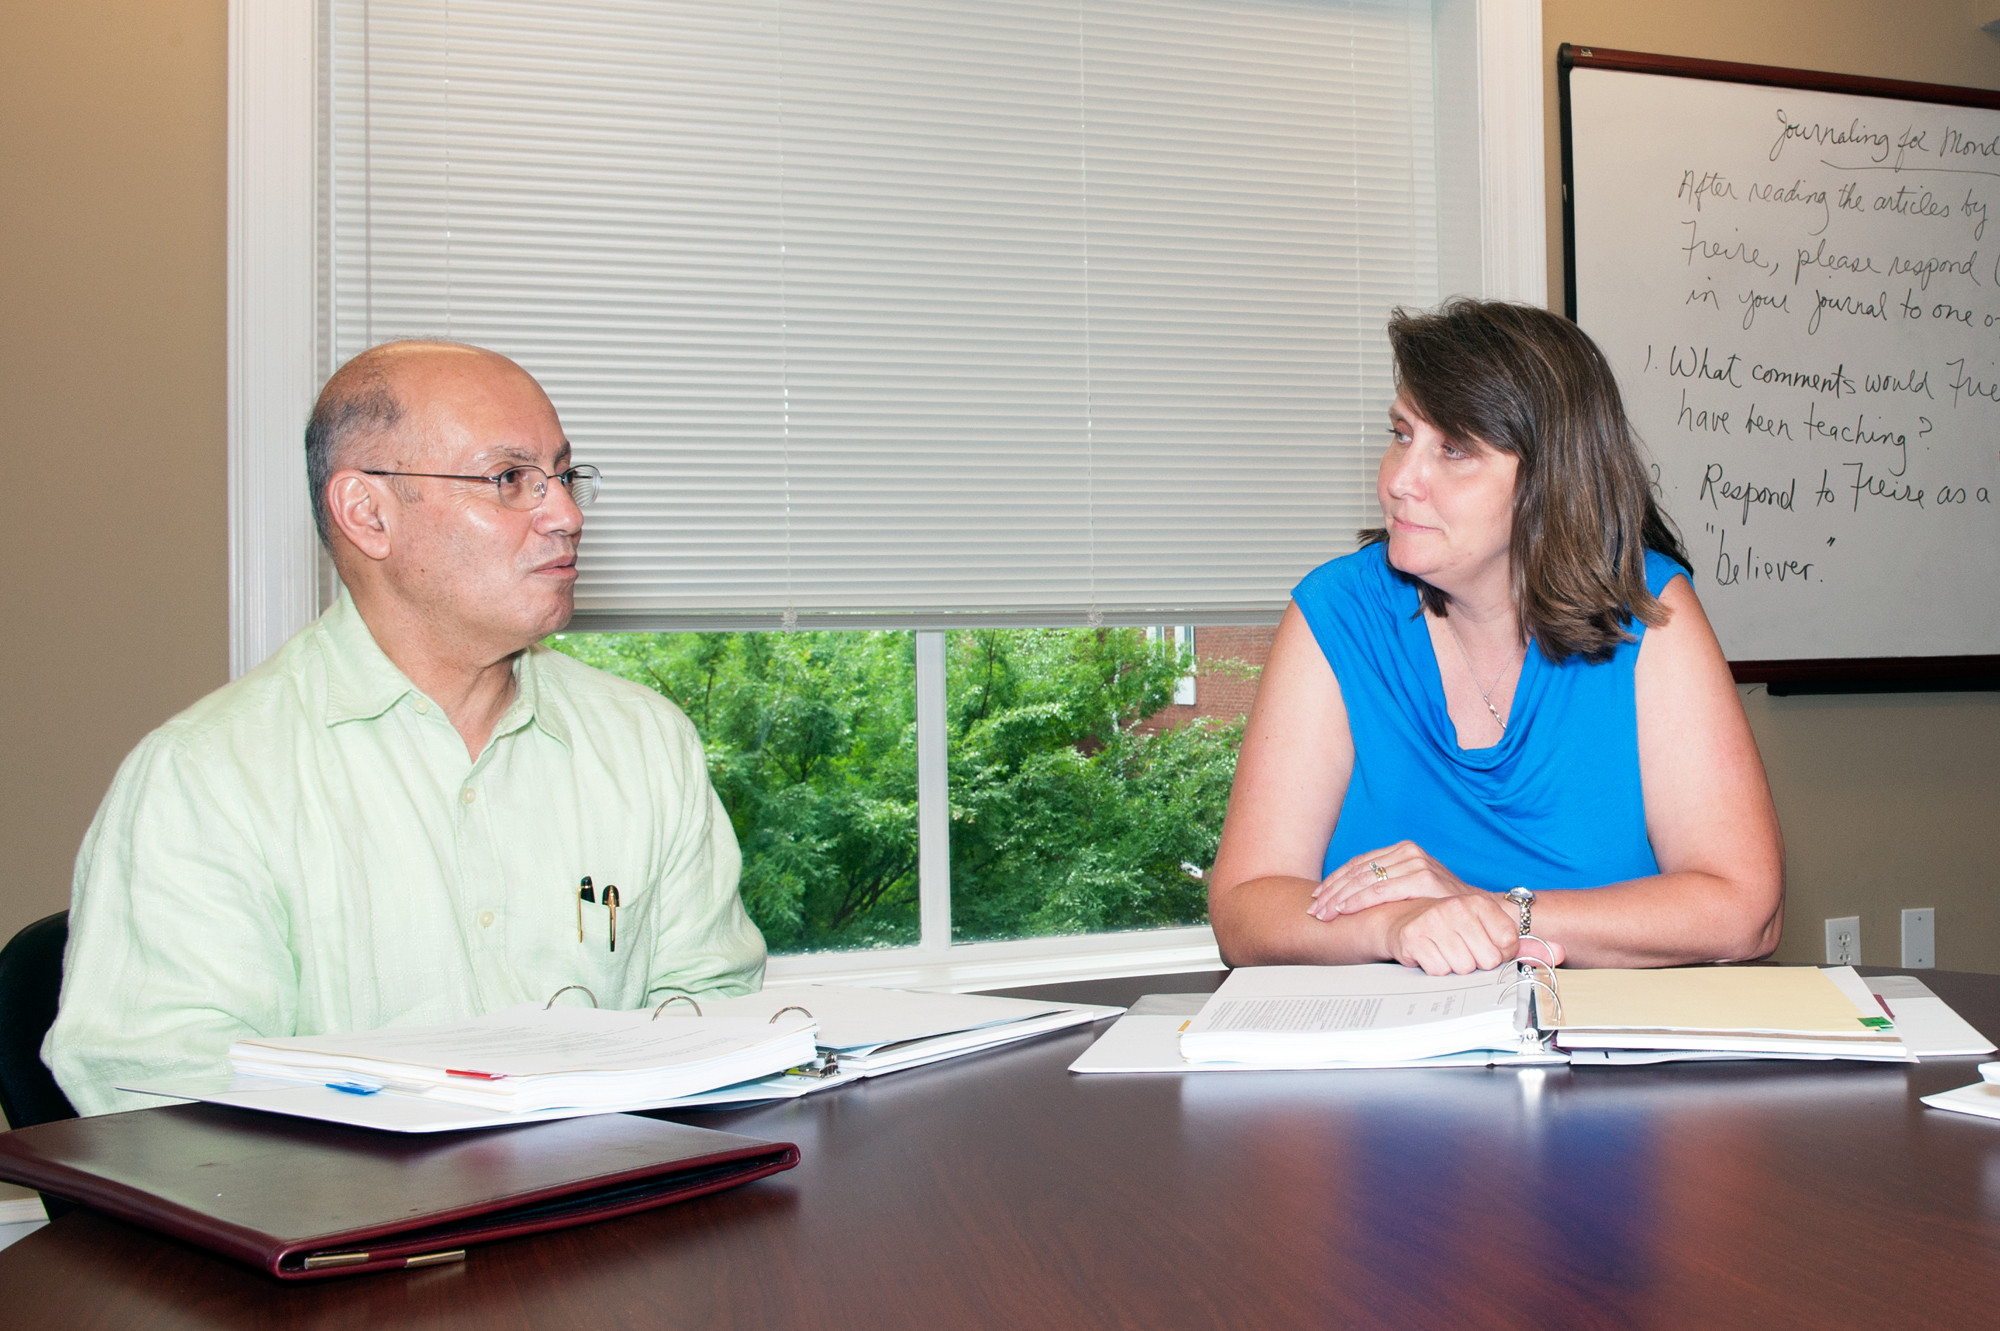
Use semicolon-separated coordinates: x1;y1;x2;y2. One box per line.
555;629;924;955
556;623;1267;960
946;626;1257;943
231;0;1546;984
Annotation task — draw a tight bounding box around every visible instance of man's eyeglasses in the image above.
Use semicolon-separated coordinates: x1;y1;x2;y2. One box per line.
362;464;601;511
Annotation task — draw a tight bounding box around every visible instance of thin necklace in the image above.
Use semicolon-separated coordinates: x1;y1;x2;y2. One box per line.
1445;617;1522;733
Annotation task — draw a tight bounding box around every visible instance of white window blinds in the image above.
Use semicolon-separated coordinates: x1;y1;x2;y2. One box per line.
326;0;1442;629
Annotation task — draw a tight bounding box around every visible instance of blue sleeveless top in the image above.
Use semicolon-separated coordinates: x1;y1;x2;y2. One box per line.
1293;543;1688;892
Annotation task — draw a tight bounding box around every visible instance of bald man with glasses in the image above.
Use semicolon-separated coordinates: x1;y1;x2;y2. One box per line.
48;342;766;1115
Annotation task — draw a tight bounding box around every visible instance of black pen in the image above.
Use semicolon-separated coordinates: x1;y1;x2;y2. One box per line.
576;876;593;942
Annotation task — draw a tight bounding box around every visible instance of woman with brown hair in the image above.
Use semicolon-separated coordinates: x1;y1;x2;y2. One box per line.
1207;299;1783;974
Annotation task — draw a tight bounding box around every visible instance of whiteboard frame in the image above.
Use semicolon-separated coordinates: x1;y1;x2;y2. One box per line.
1558;43;2000;691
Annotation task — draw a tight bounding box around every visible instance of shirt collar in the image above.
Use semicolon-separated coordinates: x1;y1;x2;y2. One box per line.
316;589;572;749
318;589;421;725
510;646;572;750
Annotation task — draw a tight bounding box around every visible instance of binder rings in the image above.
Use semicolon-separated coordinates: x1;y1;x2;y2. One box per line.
0;1102;799;1279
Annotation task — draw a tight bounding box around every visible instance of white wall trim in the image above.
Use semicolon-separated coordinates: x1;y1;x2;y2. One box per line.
764;926;1224;994
1475;0;1548;305
228;0;321;679
914;632;952;952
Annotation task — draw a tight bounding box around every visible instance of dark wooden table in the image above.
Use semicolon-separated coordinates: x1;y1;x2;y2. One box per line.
8;968;2000;1329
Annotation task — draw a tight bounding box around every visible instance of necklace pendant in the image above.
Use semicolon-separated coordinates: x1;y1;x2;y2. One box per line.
1444;616;1517;737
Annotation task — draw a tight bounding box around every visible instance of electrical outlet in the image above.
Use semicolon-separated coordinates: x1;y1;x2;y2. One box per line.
1902;908;1936;969
1825;916;1859;966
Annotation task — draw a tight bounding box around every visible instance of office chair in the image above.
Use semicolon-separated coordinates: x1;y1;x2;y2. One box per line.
0;911;79;1221
0;911;76;1132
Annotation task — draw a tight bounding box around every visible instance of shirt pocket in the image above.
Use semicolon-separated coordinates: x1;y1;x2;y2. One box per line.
567;885;650;1007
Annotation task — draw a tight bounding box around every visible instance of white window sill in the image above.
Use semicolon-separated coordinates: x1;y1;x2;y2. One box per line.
763;925;1223;993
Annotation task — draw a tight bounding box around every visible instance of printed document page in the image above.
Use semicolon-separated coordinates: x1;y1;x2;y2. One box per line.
1189;965;1516;1031
1181;965;1524;1063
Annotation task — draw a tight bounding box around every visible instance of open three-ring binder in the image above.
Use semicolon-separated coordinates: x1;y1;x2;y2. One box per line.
121;983;1124;1130
120;996;822;1132
1071;961;1928;1074
626;984;1124;1107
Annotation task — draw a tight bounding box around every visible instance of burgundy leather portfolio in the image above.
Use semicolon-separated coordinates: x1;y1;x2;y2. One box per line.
0;1102;799;1279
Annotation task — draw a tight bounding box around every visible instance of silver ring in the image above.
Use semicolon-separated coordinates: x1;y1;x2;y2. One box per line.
1370;862;1389;882
651;994;702;1019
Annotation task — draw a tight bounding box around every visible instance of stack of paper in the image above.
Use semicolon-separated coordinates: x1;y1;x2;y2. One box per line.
662;984;1123;1106
1550;965;1911;1062
124;1004;818;1131
1172;965;1538;1067
225;1004;819;1111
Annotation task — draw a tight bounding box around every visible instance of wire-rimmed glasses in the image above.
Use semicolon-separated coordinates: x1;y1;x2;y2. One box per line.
362;464;601;511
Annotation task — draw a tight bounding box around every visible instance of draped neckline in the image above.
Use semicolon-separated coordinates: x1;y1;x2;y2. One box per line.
1393;582;1543;768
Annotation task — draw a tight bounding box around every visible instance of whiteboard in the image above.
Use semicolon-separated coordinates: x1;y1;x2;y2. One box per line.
1564;51;2000;669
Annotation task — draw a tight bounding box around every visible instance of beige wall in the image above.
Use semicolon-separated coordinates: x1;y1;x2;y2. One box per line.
1542;0;2000;967
0;0;228;948
0;1;1995;969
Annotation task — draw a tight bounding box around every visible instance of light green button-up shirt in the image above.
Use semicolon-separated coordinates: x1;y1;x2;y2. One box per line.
47;590;765;1115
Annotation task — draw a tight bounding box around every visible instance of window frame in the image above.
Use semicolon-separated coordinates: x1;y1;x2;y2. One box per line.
227;0;1546;987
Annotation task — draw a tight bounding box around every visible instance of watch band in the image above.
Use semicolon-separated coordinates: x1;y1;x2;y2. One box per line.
1504;886;1535;937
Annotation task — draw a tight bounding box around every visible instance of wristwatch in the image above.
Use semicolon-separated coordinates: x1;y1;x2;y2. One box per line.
1503;886;1535;937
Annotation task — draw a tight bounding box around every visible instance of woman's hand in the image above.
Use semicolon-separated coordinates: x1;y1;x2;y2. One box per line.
1308;840;1478;919
1373;894;1513;975
1369;893;1567;975
1307;841;1567;974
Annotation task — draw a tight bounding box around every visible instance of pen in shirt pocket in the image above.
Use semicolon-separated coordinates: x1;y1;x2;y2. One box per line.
574;876;618;951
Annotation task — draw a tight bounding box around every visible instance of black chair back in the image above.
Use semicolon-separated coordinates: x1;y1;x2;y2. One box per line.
0;911;78;1130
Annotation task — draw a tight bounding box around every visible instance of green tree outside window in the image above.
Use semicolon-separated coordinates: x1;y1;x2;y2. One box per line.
548;628;1248;953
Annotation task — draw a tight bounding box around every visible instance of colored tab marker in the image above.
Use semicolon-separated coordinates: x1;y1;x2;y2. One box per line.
325;1081;382;1096
1858;1016;1894;1029
445;1068;509;1080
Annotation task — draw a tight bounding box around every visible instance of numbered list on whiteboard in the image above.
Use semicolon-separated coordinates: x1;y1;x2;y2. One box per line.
1571;67;2000;659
